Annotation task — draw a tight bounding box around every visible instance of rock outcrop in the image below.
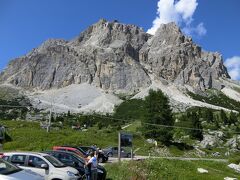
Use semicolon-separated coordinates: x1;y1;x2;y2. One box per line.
0;19;230;95
139;23;229;91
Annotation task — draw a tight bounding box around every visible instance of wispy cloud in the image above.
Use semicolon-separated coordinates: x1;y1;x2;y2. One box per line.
224;56;240;80
182;22;207;37
147;0;206;37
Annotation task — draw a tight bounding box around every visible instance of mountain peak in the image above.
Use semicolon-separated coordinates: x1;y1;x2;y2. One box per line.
0;19;236;113
157;22;181;34
71;19;149;50
0;19;230;93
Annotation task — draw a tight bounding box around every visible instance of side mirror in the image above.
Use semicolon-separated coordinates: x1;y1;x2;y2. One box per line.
40;163;49;170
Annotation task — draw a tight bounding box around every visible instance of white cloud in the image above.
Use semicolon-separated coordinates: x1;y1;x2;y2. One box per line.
183;22;207;36
175;0;197;23
147;0;206;37
224;56;240;80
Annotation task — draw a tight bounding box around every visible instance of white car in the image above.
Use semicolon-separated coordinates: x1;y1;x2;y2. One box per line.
3;152;80;180
0;158;43;180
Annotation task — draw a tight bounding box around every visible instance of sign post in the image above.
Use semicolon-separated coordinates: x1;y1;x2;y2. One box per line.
118;132;121;162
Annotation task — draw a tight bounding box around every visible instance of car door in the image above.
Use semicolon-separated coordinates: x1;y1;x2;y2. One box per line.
25;155;49;179
120;148;127;157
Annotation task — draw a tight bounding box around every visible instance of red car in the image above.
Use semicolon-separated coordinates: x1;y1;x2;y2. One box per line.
53;146;87;159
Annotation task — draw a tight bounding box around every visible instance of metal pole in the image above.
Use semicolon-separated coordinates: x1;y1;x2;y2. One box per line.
118;132;121;162
131;148;133;160
47;108;52;132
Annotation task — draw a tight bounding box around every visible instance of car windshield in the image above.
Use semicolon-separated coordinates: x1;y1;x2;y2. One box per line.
72;154;85;164
0;158;22;175
43;156;66;168
76;148;87;156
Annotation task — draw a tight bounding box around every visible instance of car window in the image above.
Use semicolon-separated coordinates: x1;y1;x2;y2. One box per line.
56;153;84;167
11;155;26;166
56;153;71;162
80;147;88;151
57;153;75;166
28;156;47;168
73;149;81;154
77;148;87;155
43;156;66;168
2;156;9;161
50;152;59;159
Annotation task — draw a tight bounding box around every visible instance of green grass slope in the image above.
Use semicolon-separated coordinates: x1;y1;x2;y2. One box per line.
0;120;151;154
105;159;239;180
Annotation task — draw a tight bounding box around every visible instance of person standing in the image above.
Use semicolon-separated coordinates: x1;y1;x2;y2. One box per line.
86;151;98;180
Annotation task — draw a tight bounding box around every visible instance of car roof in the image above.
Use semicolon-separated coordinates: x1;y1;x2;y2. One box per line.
44;150;85;162
61;145;86;150
44;150;77;156
53;146;78;150
4;152;50;157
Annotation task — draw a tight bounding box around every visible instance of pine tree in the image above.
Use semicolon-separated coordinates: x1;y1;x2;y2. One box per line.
204;108;214;123
229;111;237;125
141;89;174;145
189;111;203;140
220;109;229;125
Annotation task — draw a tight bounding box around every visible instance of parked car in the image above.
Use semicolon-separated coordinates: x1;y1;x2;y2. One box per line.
2;152;80;180
78;146;108;163
44;150;107;180
0;158;43;180
102;147;133;158
53;146;87;159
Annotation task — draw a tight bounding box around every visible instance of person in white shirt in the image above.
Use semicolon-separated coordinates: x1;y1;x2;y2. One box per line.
86;151;98;180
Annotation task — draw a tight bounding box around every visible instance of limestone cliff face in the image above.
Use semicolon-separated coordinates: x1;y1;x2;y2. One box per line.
139;23;230;91
0;20;230;94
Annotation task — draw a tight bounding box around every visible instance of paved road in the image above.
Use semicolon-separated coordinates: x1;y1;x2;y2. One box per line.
136;156;228;162
100;156;228;165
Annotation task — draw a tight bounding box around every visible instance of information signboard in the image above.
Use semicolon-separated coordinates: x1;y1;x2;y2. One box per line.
120;132;133;147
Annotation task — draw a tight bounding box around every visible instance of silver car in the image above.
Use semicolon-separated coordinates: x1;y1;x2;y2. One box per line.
0;158;43;180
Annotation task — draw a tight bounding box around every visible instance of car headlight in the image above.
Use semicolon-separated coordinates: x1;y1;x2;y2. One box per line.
67;171;76;177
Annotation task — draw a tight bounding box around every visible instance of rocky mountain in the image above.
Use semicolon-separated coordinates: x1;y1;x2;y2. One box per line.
0;19;239;113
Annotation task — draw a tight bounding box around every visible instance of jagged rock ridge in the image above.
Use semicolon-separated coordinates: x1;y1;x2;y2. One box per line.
0;19;230;96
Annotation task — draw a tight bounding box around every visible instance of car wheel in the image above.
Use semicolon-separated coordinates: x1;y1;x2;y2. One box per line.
108;152;113;157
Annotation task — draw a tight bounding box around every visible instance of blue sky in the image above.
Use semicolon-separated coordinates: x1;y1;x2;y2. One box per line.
0;0;240;79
